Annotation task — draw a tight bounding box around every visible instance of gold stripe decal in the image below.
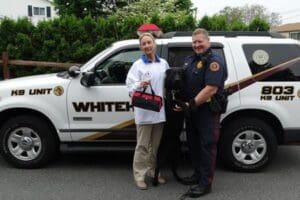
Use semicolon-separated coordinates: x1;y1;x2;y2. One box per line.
80;119;135;141
225;57;300;95
79;57;300;141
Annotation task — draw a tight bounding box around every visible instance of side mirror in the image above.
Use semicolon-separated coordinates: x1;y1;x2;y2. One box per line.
68;66;81;77
80;72;95;87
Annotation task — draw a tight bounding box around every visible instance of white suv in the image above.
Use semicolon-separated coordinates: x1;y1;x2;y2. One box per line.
0;31;299;171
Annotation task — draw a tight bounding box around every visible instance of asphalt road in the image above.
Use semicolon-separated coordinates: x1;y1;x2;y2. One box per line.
0;146;300;200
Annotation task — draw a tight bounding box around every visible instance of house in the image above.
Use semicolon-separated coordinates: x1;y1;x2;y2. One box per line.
270;22;300;40
0;0;57;25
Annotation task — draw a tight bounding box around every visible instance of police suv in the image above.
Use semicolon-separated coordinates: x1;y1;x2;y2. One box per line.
0;32;300;172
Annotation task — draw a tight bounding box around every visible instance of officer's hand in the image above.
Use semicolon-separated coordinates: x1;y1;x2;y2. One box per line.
173;104;183;112
173;102;189;112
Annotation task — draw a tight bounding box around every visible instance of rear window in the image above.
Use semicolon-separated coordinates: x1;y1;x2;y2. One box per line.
243;44;300;81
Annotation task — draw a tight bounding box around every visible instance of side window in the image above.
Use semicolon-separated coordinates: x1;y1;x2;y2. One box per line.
168;47;226;68
243;44;300;81
94;49;142;85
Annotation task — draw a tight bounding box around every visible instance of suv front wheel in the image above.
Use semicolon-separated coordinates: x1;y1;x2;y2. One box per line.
0;115;58;168
219;118;277;172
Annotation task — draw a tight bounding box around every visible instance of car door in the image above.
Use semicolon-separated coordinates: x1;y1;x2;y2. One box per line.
240;43;300;133
66;47;142;142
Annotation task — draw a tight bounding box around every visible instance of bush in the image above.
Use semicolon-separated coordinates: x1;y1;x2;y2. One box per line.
0;13;197;77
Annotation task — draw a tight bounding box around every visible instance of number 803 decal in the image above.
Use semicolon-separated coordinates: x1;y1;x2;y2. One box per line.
260;86;295;101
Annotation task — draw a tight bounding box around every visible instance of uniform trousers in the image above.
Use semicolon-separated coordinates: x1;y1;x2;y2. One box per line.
186;106;220;186
133;123;164;182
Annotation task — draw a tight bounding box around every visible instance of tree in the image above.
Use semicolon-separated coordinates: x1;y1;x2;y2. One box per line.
53;0;138;18
113;0;196;32
198;14;269;31
210;15;228;31
248;16;270;31
219;4;281;26
198;15;212;30
114;0;194;18
174;0;193;13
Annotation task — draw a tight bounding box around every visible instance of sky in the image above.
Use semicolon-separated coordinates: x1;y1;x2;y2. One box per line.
191;0;300;25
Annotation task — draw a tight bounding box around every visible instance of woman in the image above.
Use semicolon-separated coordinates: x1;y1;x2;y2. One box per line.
126;32;169;190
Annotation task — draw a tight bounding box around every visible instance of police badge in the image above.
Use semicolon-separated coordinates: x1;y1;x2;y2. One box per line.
197;61;203;69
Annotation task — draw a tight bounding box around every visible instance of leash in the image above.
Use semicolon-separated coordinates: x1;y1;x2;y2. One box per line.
178;187;194;200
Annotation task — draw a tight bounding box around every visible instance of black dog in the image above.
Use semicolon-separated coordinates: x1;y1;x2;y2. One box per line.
153;67;186;186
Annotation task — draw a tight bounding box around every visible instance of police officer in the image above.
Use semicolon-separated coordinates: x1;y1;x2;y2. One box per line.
176;28;227;198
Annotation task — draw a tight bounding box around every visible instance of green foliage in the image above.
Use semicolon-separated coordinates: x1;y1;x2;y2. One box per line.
0;18;17;52
198;16;212;30
231;19;248;31
0;13;190;78
0;18;35;60
6;0;278;78
176;14;196;31
209;15;228;31
10;33;33;59
159;15;176;32
219;4;281;26
175;0;194;13
53;0;135;18
198;14;269;31
114;0;194;21
150;13;161;25
248;17;270;31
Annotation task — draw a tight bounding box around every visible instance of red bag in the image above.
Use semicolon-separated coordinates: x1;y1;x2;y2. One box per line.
132;84;163;112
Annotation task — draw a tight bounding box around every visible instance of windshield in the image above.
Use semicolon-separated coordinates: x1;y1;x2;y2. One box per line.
80;46;113;70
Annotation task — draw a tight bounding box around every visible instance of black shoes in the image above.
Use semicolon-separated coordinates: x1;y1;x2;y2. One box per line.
180;184;211;199
180;175;198;185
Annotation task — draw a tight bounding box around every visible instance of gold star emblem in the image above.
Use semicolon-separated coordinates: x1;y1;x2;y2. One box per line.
53;86;64;96
197;61;203;69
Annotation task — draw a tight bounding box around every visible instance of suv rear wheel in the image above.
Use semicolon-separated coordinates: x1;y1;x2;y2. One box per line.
0;115;58;168
219;118;277;172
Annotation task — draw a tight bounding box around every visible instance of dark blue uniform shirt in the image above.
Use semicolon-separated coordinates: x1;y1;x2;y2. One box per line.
183;48;227;101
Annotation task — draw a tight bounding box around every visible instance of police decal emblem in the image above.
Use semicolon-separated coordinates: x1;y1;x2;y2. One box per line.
197;61;203;69
210;62;220;71
53;86;64;96
144;71;152;79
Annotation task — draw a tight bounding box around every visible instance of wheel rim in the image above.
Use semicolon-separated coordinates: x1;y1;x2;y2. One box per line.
7;127;42;161
232;130;267;165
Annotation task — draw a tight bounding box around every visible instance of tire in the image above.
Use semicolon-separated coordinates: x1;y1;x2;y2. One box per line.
0;115;58;168
219;118;277;172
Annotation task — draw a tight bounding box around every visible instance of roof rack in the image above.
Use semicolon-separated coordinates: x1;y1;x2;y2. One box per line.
163;31;285;38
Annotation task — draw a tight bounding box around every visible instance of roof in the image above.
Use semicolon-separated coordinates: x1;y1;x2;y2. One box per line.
270;22;300;32
163;31;284;38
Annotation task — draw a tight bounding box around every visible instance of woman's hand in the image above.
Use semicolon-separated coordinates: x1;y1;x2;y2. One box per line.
140;80;150;88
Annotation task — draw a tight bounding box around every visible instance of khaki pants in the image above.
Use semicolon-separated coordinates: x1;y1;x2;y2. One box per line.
133;123;164;182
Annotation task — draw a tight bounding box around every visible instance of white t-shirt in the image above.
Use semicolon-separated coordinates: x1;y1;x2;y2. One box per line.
126;56;169;125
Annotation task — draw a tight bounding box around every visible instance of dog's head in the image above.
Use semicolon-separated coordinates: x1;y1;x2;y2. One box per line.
165;67;185;91
165;67;186;112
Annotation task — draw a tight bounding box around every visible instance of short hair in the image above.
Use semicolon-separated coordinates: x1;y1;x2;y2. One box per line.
192;28;210;40
139;32;155;44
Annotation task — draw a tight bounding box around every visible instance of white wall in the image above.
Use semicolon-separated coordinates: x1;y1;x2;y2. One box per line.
0;0;58;25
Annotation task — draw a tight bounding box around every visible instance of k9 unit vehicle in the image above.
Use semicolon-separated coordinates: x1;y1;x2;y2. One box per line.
0;31;300;171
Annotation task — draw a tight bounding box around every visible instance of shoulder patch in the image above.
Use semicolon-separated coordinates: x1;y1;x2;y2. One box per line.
209;62;220;72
